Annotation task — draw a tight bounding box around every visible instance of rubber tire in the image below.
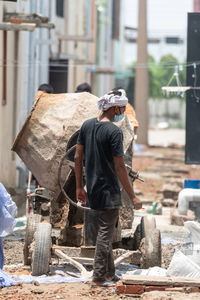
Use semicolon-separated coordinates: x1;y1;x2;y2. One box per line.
23;214;41;265
140;228;161;269
31;222;52;276
141;215;156;239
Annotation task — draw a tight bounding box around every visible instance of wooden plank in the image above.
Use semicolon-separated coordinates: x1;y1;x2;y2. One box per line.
2;30;7;105
38;23;55;29
114;251;134;267
54;249;87;275
122;274;200;287
0;22;36;31
58;35;94;42
70;257;93;264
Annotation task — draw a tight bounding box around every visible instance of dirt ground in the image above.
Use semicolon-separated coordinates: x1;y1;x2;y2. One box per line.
1;145;200;299
0;281;125;300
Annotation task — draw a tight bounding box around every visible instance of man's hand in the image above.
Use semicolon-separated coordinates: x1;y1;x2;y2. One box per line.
76;188;87;204
114;156;142;209
131;196;142;210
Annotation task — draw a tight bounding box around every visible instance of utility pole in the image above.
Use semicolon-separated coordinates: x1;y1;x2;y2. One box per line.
134;0;149;144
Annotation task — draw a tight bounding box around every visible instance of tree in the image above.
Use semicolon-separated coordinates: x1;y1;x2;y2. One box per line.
128;54;186;100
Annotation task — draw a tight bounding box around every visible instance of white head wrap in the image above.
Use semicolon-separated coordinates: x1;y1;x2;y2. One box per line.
98;89;128;111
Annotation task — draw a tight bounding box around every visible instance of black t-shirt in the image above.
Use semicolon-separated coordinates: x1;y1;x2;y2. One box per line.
77;117;124;210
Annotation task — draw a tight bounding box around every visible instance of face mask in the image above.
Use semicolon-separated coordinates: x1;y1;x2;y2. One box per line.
114;113;124;122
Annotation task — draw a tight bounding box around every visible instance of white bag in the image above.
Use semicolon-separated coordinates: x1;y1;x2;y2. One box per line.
167;249;200;278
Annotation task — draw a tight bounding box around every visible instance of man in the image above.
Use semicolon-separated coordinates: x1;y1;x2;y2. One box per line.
38;83;54;94
75;82;92;93
34;83;54;104
75;89;142;285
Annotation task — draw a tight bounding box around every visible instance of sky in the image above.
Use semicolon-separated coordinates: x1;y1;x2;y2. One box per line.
124;0;194;36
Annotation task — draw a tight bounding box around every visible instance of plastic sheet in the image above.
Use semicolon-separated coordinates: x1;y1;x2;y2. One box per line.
12;274;90;285
0;268;15;287
167;221;200;278
126;266;167;277
0;183;17;269
0;183;17;238
184;221;200;246
0;238;3;269
8;264;136;285
167;249;200;278
11;264;167;285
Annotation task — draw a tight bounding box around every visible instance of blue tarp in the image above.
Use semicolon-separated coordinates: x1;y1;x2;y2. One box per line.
10;264;140;285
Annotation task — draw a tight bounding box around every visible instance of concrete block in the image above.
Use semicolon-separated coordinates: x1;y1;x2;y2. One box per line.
62;225;83;247
122;274;200;287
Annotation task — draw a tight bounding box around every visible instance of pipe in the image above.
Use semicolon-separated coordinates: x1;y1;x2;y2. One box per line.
58;149;91;211
178;188;200;215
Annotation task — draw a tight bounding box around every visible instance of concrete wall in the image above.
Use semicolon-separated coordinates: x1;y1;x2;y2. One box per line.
94;0;114;96
149;98;186;128
63;0;95;92
0;0;96;189
0;0;56;188
0;1;18;187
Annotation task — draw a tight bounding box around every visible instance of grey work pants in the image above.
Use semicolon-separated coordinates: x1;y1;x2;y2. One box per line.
93;209;119;282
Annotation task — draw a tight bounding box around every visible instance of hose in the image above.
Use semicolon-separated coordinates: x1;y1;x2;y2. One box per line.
58;150;91;211
58;149;144;211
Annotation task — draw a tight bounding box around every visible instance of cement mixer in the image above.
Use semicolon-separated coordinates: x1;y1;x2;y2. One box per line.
12;91;161;276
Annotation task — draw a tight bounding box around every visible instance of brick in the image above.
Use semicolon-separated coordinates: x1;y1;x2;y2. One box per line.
116;283;144;295
10;18;22;24
125;285;144;295
116;283;125;294
145;286;172;292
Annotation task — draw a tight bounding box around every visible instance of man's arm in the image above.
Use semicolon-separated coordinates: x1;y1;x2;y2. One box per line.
113;156;142;209
74;144;86;203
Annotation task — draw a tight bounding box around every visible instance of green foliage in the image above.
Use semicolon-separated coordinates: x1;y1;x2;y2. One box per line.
129;54;186;99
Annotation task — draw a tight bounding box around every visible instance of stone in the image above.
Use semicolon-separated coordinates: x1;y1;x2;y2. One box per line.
170;209;195;226
141;291;194;300
31;288;44;294
162;198;175;207
185;287;200;293
166;178;184;188
162;183;182;200
147;164;189;175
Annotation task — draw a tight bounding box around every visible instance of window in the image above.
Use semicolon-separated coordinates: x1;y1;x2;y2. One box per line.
56;0;64;18
112;0;120;39
165;37;183;44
